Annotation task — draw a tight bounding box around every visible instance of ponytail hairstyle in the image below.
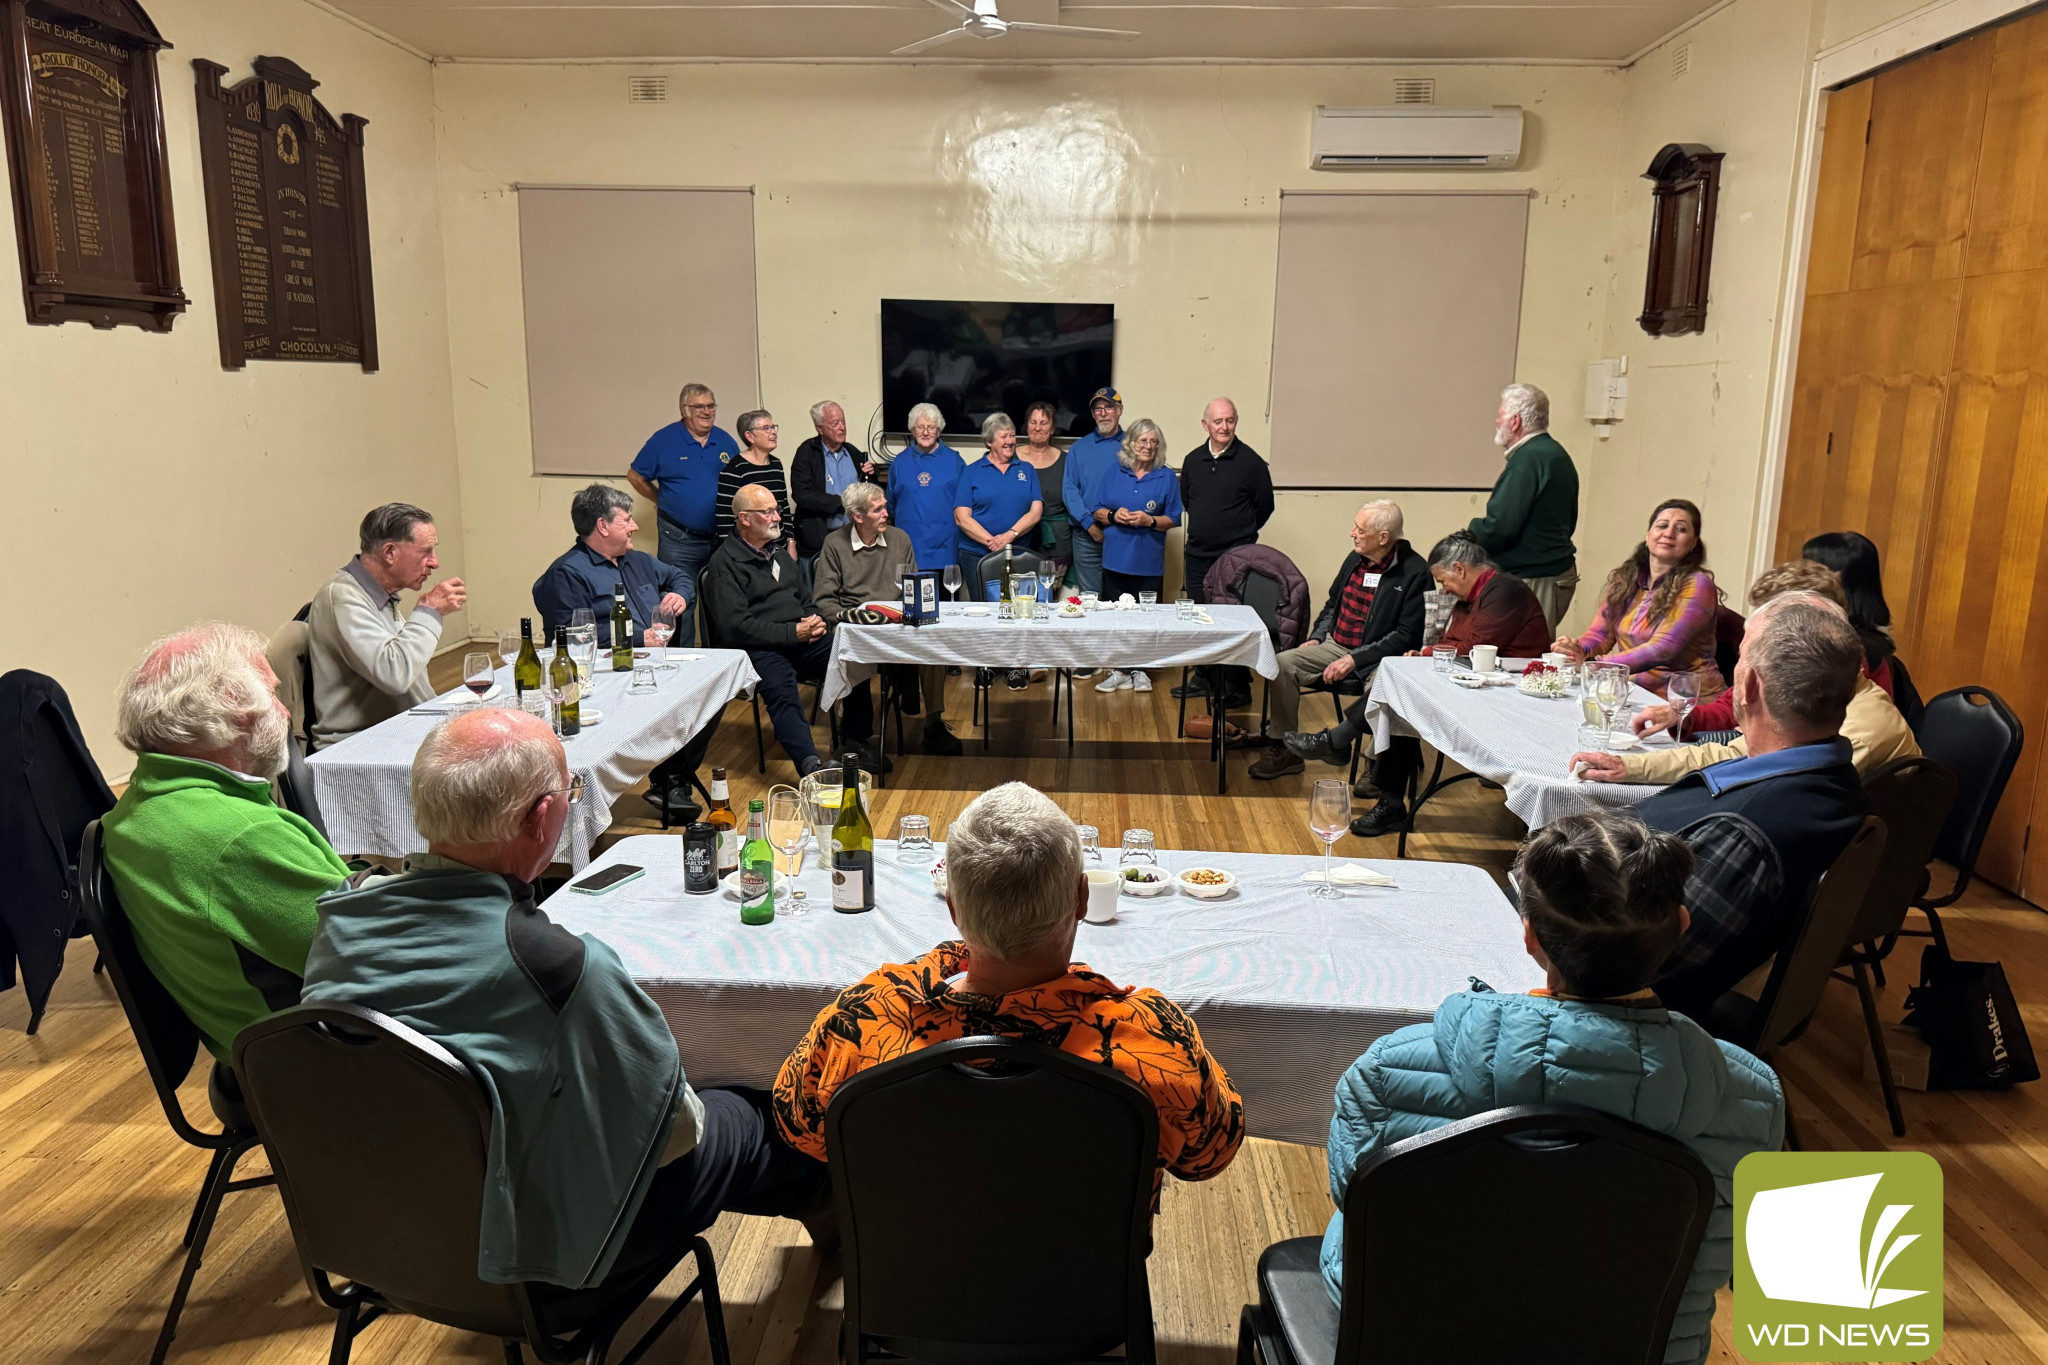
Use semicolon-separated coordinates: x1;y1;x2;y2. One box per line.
1598;498;1712;633
1512;812;1692;999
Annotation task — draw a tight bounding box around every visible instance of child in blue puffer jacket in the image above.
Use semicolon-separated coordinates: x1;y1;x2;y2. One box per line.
1320;811;1785;1365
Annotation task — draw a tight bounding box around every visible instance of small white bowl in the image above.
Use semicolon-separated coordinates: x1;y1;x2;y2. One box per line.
1176;867;1238;899
1118;867;1173;897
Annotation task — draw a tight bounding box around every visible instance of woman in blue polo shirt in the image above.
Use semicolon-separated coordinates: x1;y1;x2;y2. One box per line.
886;402;967;581
1088;418;1182;694
954;412;1044;601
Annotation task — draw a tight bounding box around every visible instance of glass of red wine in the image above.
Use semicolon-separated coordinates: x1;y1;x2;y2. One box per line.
463;652;496;708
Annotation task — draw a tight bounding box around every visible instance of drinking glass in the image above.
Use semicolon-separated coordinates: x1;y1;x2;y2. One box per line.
463;652;495;706
897;814;934;864
569;608;595;631
1139;590;1158;609
629;664;657;694
497;627;521;665
942;564;963;602
1119;829;1157;866
1076;824;1102;862
1176;593;1195;620
568;625;596;687
1665;669;1700;740
1592;665;1631;736
1431;645;1457;673
646;608;676;669
768;789;809;911
1308;779;1351;899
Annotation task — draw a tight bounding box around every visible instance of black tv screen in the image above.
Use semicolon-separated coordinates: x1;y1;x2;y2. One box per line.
881;299;1115;439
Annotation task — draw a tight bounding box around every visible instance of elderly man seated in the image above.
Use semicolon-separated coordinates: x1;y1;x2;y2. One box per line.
301;709;827;1289
1249;499;1428;780
101;624;350;1060
699;483;875;776
772;781;1245;1198
309;502;467;747
534;484;714;816
812;481;960;757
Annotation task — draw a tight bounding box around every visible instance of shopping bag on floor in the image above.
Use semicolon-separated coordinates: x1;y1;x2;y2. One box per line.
1900;945;2039;1089
1184;714;1245;744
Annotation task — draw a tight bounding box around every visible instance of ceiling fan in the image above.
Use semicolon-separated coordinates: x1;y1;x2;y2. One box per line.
892;0;1140;55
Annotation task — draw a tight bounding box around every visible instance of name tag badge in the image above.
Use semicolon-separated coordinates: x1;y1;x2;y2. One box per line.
1362;573;1383;590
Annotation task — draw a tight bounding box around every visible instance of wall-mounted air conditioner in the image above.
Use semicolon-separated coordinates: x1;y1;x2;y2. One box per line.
1310;106;1524;170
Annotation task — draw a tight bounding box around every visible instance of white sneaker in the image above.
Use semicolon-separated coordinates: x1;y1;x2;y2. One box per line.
1095;670;1131;693
1130;671;1153;693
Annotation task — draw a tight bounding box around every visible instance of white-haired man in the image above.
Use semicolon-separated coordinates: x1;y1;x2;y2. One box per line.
790;400;875;561
1174;397;1274;709
101;624;350;1060
1249;500;1429;780
772;781;1245;1199
1466;384;1579;630
302;708;826;1290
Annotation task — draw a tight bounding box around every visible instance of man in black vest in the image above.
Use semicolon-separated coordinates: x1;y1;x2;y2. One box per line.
1173;397;1275;709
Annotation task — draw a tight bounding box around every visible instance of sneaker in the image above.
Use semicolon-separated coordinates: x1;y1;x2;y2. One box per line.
798;754;827;778
1130;671;1153;693
1248;744;1305;780
922;719;964;756
1095;670;1131;693
1283;730;1349;766
1006;669;1031;691
1072;668;1100;679
1349;798;1408;839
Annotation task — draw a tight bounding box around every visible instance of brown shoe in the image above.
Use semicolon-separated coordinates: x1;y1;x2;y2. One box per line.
1248;744;1305;780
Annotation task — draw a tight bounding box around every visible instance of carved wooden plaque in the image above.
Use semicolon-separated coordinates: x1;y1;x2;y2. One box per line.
0;0;186;330
192;55;377;370
1639;143;1723;338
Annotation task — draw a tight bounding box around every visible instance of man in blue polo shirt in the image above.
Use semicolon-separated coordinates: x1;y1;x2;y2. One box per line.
954;413;1043;602
627;382;740;647
1086;419;1182;694
886;401;966;583
1063;387;1124;600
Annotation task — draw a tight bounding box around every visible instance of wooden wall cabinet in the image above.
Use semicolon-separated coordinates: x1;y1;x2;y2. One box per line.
1638;143;1723;338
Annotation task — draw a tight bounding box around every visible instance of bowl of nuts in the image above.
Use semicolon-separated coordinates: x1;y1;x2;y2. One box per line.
1176;867;1238;900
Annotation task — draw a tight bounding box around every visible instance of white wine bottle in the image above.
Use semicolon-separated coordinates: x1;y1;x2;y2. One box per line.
831;752;875;913
549;625;580;736
610;583;634;672
513;618;543;697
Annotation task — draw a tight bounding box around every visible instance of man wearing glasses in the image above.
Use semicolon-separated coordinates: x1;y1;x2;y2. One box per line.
628;382;741;647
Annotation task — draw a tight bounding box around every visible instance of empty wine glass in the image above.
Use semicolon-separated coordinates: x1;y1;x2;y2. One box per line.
569;607;595;631
463;652;495;706
497;627;521;666
1665;669;1700;741
1592;665;1631;737
1308;779;1351;899
646;608;676;669
768;789;809;912
942;563;963;603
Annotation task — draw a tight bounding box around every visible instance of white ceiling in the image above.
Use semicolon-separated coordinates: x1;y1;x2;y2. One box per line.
329;0;1724;65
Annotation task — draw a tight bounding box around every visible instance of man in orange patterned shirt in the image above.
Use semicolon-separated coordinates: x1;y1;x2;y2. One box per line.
772;782;1244;1196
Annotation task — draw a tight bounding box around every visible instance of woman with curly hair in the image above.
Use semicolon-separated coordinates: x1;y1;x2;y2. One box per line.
1554;498;1724;698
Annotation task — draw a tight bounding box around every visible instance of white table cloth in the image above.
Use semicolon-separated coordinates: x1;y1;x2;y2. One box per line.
818;602;1279;709
1362;656;1680;829
306;651;759;869
542;835;1541;1146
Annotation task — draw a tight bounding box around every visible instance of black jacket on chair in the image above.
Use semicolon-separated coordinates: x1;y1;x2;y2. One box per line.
789;437;872;559
1306;539;1433;671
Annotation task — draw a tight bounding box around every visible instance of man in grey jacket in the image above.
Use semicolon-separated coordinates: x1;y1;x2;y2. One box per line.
301;708;826;1288
307;503;466;747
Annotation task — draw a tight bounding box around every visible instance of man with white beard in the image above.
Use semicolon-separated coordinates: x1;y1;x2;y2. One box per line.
100;623;351;1061
1463;383;1580;632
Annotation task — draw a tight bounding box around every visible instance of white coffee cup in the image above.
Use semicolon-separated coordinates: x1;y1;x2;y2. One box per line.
1542;651;1568;670
1084;868;1120;923
1470;644;1499;673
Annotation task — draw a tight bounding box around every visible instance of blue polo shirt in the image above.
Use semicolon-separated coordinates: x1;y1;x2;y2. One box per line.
1064;428;1124;525
955;455;1044;559
1091;464;1182;577
630;422;740;534
886;442;966;572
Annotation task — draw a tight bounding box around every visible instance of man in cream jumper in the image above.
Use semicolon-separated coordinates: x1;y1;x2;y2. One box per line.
308;503;466;747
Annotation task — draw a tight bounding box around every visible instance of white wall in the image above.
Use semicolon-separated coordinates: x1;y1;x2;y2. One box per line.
0;0;461;777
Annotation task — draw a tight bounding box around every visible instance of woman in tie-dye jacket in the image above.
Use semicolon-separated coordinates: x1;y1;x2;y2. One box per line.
1556;498;1726;698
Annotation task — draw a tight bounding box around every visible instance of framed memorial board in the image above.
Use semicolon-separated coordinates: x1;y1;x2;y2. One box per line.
192;55;377;370
0;0;186;330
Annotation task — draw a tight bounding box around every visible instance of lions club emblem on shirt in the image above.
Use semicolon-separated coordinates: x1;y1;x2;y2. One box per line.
719;451;732;465
1146;499;1159;512
918;472;932;486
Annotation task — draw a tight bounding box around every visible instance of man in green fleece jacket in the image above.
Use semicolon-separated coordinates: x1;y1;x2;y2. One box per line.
1467;382;1580;631
101;624;350;1060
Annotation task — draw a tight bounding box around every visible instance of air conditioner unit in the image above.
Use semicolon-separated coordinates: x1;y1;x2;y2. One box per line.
1310;106;1524;170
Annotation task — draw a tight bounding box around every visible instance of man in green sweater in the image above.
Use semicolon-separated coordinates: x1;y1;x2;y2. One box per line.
101;623;350;1060
1466;383;1580;631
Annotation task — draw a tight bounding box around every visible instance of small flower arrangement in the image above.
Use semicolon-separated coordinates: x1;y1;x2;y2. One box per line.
1517;660;1570;698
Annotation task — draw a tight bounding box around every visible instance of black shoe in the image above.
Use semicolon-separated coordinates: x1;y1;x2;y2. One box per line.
923;719;964;755
1353;773;1381;801
860;742;893;776
798;754;827;777
1006;669;1031;691
644;784;700;825
1170;677;1214;700
946;665;962;676
1349;799;1408;839
1221;688;1254;709
1283;730;1347;765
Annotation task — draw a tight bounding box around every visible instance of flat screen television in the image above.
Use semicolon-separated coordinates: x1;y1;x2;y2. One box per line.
880;299;1114;439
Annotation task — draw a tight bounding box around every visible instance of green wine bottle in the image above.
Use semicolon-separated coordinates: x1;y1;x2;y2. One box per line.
548;625;580;736
610;583;634;672
513;618;543;697
831;752;876;913
739;798;775;925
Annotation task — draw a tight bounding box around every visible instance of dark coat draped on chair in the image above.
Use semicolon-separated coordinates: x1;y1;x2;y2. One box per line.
1202;544;1313;650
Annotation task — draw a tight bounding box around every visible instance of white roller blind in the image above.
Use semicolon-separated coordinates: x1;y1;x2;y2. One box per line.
517;187;760;477
1268;190;1529;489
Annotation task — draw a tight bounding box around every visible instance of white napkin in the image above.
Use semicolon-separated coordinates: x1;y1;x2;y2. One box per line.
1299;863;1398;887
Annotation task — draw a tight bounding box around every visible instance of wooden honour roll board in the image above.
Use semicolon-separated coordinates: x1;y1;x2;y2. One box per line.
192;55;377;370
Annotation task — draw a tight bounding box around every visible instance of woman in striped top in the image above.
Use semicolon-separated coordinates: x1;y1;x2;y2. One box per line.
715;410;795;546
1554;497;1725;698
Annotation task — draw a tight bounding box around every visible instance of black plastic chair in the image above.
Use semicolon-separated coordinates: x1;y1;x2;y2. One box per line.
1903;686;2023;955
234;1002;729;1365
826;1037;1157;1365
1838;757;1955;1135
972;547;1045;600
1238;1105;1713;1365
275;742;329;841
75;821;276;1365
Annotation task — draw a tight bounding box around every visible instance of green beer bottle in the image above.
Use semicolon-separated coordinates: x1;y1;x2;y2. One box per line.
739;798;775;925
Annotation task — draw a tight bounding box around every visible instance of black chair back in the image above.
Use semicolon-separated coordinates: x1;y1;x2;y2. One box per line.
1335;1105;1713;1365
1744;816;1888;1055
973;548;1044;601
1915;686;2022;901
826;1037;1157;1365
1850;757;1955;949
276;743;329;840
1887;654;1925;733
1240;569;1287;650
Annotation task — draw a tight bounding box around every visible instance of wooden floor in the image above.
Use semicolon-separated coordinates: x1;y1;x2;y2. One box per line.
7;668;2048;1365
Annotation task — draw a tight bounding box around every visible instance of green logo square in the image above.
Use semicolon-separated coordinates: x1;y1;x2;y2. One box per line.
1734;1151;1943;1361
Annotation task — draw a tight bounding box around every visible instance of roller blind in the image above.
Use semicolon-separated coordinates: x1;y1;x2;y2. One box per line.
517;187;760;477
1268;190;1529;489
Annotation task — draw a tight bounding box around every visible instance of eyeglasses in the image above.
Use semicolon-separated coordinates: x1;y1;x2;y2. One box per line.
540;774;586;806
686;403;717;413
751;423;779;433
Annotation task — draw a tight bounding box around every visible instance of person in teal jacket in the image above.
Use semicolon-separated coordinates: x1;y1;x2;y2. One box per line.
1320;811;1784;1365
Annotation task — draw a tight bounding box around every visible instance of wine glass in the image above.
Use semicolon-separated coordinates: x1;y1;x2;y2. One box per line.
768;788;809;913
1665;669;1700;741
1308;780;1351;899
942;563;963;603
569;607;595;631
463;652;495;707
646;608;676;669
1592;665;1631;738
497;627;521;666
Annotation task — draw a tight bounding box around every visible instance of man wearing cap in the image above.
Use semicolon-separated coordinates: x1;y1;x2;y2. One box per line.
1062;388;1125;600
627;382;741;648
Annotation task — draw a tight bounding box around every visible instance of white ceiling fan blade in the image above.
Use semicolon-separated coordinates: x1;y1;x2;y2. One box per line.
917;0;978;20
891;26;975;54
998;20;1141;40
